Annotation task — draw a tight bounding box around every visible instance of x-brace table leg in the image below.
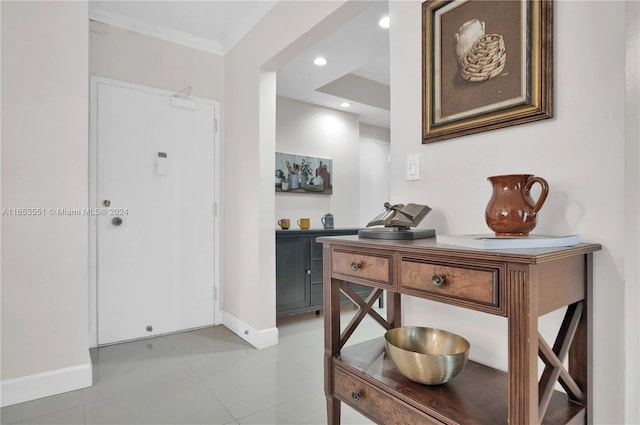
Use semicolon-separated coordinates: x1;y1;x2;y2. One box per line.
538;301;585;421
337;283;389;351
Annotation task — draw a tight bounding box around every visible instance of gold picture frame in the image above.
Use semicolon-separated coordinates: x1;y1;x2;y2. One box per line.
422;0;553;143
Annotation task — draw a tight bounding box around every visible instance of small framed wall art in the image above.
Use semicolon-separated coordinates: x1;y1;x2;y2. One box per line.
422;0;553;143
275;152;332;194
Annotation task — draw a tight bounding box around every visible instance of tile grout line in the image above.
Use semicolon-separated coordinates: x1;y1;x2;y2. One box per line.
163;334;239;423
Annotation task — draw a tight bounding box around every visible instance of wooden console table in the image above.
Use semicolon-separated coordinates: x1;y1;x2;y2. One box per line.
319;235;600;425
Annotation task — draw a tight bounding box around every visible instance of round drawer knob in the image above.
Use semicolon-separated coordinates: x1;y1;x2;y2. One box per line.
351;391;362;401
350;262;361;271
432;274;446;287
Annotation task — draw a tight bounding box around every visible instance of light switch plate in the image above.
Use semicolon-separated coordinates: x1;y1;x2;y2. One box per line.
156;152;170;176
406;153;421;181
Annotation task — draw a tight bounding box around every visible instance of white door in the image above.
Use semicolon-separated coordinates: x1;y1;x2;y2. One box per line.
95;80;217;345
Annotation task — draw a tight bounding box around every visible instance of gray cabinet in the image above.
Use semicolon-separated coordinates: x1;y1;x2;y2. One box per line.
276;235;310;312
276;229;378;317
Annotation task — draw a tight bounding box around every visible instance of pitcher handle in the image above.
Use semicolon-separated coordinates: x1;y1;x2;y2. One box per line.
524;176;549;213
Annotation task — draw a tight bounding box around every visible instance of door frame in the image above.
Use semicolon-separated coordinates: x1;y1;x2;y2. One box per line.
88;76;222;347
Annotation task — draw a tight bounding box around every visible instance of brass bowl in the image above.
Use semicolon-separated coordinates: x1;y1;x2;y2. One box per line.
384;326;470;385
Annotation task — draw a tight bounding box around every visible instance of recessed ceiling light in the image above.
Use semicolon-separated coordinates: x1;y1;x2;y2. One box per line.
379;16;390;29
314;57;327;66
340;102;351;108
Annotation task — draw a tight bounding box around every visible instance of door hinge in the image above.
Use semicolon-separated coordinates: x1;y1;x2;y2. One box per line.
213;117;218;133
213;202;218;217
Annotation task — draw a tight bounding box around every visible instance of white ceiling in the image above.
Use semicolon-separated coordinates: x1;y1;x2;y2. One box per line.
89;0;390;129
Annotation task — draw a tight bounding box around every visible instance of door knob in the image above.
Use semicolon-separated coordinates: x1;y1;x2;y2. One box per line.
111;217;123;227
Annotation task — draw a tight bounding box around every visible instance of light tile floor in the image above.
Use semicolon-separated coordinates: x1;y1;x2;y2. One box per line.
1;307;386;425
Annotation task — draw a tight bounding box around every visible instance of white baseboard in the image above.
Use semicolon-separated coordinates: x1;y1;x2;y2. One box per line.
1;353;92;407
221;310;278;349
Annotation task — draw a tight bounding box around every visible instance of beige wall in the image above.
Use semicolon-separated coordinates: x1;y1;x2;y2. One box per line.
221;1;372;345
275;97;361;229
624;1;640;421
359;124;390;226
389;1;637;423
90;22;224;101
1;0;91;405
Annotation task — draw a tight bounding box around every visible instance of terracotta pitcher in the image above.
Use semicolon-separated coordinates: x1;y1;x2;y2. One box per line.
485;174;549;236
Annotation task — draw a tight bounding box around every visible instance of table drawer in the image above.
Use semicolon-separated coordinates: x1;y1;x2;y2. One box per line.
334;366;437;425
332;249;392;287
400;258;501;312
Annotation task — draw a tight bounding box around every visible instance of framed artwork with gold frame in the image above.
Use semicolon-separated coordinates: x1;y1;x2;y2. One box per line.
422;0;553;143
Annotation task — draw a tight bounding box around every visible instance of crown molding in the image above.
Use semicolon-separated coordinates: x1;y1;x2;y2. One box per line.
89;2;277;56
90;8;225;55
221;1;277;53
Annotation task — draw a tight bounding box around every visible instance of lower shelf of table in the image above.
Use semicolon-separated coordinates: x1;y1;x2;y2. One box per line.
332;338;585;425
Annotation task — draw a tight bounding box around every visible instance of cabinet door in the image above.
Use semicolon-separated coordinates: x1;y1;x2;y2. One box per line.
276;237;311;312
310;237;325;307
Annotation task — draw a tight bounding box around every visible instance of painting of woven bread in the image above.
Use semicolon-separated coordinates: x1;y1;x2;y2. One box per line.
436;0;523;122
454;19;506;82
459;35;506;82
